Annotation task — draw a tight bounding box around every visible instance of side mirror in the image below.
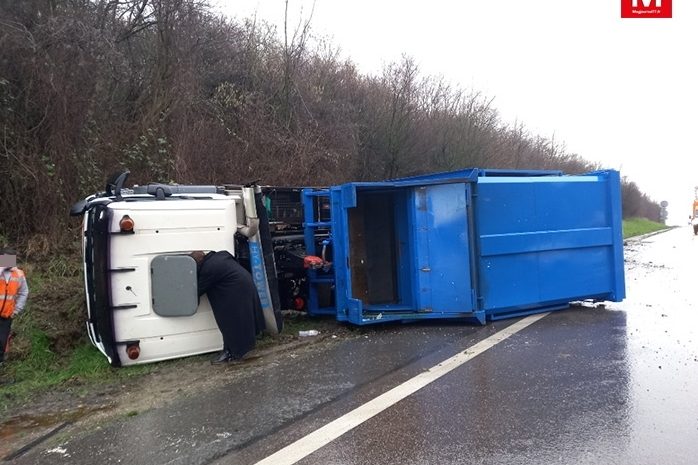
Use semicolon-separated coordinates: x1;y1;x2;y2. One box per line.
69;199;88;217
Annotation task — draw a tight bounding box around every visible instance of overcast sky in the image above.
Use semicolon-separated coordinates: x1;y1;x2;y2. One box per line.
215;0;697;225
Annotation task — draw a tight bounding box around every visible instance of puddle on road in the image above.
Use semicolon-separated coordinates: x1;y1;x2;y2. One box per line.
613;227;698;462
0;404;112;441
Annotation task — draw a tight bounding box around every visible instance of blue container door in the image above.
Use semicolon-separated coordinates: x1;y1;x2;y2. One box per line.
413;183;475;314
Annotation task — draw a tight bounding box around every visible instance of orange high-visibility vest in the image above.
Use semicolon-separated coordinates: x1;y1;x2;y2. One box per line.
0;268;24;318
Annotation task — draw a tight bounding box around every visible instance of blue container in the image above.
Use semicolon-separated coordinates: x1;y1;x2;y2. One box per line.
303;169;625;325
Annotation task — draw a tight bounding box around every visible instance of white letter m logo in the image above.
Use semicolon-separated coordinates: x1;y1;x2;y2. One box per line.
632;0;661;7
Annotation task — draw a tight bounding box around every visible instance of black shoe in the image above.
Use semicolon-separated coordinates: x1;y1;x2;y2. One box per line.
210;350;234;365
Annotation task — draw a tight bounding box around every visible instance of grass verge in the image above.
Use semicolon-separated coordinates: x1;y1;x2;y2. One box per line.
1;335;154;414
622;217;668;239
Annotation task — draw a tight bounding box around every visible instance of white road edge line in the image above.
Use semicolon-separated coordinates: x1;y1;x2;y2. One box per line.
253;312;549;465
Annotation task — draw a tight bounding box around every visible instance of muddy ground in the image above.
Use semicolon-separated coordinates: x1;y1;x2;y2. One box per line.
0;316;359;460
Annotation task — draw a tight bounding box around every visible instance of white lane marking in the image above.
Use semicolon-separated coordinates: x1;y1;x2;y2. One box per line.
254;312;549;465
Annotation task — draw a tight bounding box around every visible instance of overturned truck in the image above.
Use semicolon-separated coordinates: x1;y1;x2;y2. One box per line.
71;168;625;366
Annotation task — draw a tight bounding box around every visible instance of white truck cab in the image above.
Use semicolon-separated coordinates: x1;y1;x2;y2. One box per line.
72;172;282;366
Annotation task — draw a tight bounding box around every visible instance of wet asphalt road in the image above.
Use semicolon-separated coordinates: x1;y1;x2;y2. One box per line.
11;227;698;464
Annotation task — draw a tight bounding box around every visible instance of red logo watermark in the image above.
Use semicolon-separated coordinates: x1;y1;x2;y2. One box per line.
621;0;672;18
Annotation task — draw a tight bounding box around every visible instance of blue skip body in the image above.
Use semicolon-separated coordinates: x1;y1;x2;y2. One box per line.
302;169;625;325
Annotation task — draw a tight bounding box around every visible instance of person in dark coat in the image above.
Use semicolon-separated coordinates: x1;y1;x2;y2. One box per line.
190;250;264;364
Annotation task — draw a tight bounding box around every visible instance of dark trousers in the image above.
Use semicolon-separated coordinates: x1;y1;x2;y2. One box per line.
0;317;11;362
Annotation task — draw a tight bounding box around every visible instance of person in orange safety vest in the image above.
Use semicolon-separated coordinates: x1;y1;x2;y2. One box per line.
1;247;29;364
